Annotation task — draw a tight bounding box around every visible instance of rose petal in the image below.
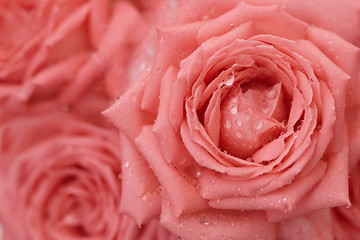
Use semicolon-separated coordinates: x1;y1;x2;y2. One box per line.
198;2;308;43
296;40;350;154
103;71;155;141
135;125;208;216
141;22;202;113
267;142;350;221
277;209;333;240
119;134;162;225
161;198;276;240
153;66;193;165
88;0;109;48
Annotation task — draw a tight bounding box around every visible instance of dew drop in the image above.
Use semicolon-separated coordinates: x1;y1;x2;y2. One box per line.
224;120;232;129
236;119;242;127
230;106;237;114
253;120;263;130
235;131;242;138
124;161;129;168
283;197;287;202
231;97;238;103
200;216;209;225
262;106;271;114
224;75;235;86
244;111;251;121
266;88;277;99
196;171;201;178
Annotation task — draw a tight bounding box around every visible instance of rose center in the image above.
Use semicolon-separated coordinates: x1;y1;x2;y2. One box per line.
219;82;286;159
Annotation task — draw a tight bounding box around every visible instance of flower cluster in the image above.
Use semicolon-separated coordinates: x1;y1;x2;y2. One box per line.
0;0;359;240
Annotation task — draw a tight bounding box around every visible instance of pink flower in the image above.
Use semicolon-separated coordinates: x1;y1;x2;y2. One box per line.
0;0;141;103
0;102;175;240
105;0;360;239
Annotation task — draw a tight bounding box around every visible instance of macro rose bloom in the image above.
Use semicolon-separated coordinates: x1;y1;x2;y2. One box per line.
0;102;175;240
332;162;360;240
0;0;139;103
105;0;360;239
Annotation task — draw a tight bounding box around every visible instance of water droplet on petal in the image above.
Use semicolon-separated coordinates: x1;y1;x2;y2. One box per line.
236;119;242;127
230;106;237;114
266;88;277;99
231;97;238;103
235;131;242;138
253;120;263;130
224;120;232;129
262;106;271;114
209;175;215;184
224;75;235;86
244;111;251;121
200;216;209;225
124;161;129;168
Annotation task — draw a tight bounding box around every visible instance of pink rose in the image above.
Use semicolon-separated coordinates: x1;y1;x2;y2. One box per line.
0;102;175;240
0;0;141;103
332;162;360;240
105;0;360;239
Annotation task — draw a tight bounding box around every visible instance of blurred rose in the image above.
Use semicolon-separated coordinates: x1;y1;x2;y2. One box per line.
105;0;360;239
0;0;142;103
0;102;175;240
